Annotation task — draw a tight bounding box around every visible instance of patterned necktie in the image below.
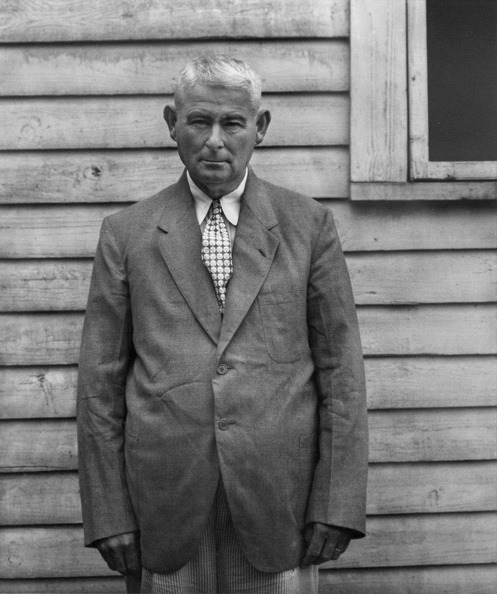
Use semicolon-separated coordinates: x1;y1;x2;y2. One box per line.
201;199;233;313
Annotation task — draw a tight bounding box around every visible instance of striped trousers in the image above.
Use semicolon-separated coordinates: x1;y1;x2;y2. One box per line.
140;480;318;594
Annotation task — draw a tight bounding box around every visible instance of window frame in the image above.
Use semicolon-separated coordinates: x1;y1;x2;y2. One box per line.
350;0;497;200
408;0;497;181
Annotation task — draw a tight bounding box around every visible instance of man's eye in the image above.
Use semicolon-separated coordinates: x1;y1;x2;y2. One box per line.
225;121;243;129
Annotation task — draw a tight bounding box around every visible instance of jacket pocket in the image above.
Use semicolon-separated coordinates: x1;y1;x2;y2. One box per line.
258;289;308;363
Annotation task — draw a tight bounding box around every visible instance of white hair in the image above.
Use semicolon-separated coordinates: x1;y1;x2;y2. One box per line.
174;54;262;112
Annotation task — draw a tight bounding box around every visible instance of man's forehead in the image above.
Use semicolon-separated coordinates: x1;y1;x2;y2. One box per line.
176;84;257;114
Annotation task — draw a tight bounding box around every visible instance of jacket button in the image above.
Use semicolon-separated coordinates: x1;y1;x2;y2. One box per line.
217;364;228;375
218;419;230;430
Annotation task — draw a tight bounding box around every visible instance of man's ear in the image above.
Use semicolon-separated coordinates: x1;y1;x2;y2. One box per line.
255;109;271;145
163;105;178;142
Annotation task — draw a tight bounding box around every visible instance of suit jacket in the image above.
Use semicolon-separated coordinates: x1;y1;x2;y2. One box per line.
77;168;368;574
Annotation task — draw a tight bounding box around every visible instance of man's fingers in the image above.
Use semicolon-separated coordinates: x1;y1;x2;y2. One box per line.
123;537;142;577
302;523;353;566
96;532;140;576
301;524;327;567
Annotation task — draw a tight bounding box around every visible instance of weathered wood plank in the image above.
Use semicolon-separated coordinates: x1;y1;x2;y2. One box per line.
348;251;497;305
370;408;497;463
367;461;497;515
359;305;497;356
328;200;497;252
2;566;497;594
0;148;349;203
2;252;495;312
1;306;496;366
0;577;125;593
351;181;497;201
2;461;495;525
0;40;349;96
350;0;408;182
0;206;121;259
319;565;497;594
0;313;84;366
365;356;497;409
1;409;495;472
0;420;78;472
1;514;496;576
0;367;79;419
0;261;93;312
0;94;348;150
2;201;497;258
1;357;495;420
0;0;349;42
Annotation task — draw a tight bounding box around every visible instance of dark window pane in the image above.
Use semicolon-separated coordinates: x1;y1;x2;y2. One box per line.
427;0;497;161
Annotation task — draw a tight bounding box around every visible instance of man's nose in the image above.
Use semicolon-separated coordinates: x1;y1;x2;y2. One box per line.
205;124;224;150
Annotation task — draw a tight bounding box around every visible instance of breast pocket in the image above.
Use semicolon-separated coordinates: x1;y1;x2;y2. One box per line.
258;289;309;363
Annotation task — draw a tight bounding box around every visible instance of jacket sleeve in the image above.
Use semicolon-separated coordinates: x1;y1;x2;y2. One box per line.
77;217;139;546
305;207;369;538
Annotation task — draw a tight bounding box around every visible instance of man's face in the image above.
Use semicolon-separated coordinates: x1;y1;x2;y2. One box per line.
164;84;270;198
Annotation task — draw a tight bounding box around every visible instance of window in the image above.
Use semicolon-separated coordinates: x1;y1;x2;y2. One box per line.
409;0;497;179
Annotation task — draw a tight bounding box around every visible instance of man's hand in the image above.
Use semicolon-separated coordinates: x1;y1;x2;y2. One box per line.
302;523;351;566
95;531;141;577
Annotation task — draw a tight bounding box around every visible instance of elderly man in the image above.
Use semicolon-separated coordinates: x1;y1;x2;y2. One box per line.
77;55;368;594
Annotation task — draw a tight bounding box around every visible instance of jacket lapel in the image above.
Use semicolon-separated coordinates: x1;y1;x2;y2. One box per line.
218;170;280;357
157;173;222;344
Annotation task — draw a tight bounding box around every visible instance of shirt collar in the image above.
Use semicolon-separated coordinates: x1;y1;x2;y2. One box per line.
187;169;247;226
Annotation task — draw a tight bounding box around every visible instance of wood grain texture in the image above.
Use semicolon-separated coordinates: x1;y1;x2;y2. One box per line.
319;565;497;594
0;420;78;472
2;357;495;419
0;367;78;419
367;461;497;515
359;304;497;356
351;181;497;201
369;408;497;463
2;567;497;594
0;313;84;366
2;461;495;525
350;0;408;182
0;148;349;203
1;514;496;576
2;201;497;258
0;0;349;42
1;306;496;366
0;94;348;150
365;356;497;409
0;261;93;312
1;409;495;472
327;200;497;252
0;577;124;593
2;251;494;312
347;251;497;305
0;40;349;96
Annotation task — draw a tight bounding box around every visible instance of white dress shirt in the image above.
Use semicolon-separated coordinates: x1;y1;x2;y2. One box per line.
187;169;248;248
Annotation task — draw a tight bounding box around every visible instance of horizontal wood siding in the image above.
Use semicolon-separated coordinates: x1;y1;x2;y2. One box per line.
0;41;349;95
2;462;496;525
0;0;495;591
1;411;496;472
0;148;349;202
0;94;348;150
2;514;496;578
0;0;349;42
1;305;496;365
1;357;496;420
1;252;495;311
2;202;497;258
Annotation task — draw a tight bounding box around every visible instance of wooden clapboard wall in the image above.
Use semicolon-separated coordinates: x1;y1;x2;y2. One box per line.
0;1;496;592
